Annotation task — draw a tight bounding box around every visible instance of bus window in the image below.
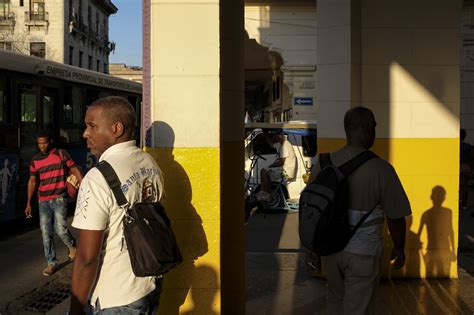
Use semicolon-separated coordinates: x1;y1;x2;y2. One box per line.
41;88;57;132
84;88;100;108
99;91;112;98
61;86;83;145
302;135;317;157
21;93;36;123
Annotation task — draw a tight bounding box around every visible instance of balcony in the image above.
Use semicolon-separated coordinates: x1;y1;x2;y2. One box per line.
88;29;100;44
105;41;115;54
68;15;88;39
24;11;49;33
0;13;15;33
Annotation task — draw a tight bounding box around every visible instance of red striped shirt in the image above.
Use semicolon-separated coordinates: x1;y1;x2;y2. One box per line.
30;149;76;201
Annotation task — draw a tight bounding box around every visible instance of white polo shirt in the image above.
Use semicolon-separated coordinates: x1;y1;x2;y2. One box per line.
322;145;411;256
72;141;164;308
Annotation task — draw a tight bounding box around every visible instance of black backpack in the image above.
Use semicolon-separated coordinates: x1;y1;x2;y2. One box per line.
97;160;182;277
298;150;377;256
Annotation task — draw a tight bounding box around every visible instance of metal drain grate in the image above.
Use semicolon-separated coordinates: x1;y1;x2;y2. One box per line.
23;283;70;313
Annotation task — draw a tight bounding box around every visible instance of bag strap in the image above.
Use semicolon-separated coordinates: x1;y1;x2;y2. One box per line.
58;149;67;164
319;153;332;169
340;150;378;233
351;207;376;234
338;150;377;177
58;149;69;173
96;160;128;208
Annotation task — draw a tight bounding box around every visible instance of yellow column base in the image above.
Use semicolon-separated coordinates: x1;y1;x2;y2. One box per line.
316;138;459;278
146;147;222;314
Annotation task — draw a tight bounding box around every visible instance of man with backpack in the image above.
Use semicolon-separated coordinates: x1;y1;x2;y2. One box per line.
69;97;165;315
303;107;411;314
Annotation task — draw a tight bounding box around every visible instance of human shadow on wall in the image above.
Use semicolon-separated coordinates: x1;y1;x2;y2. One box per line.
417;186;456;277
400;215;422;278
149;121;209;315
182;264;219;315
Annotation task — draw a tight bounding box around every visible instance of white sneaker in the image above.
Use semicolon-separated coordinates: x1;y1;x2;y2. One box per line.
255;191;272;202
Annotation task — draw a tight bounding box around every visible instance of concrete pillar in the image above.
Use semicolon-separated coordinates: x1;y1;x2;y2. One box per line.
143;0;245;313
317;0;461;278
316;0;360;151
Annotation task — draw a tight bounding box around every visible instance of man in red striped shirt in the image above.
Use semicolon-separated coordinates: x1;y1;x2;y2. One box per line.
24;130;83;276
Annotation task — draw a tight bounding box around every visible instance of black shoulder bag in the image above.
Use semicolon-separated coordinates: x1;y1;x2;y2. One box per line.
96;160;182;277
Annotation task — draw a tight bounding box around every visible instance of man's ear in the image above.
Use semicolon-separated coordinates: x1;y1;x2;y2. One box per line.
113;122;126;138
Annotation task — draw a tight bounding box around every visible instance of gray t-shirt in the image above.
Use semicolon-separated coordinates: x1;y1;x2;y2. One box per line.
313;145;411;256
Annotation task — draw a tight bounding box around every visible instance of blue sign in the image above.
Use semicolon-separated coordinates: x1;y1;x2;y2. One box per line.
294;97;313;106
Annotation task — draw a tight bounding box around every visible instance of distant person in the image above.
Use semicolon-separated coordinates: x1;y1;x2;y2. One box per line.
70;97;165;315
24;130;83;276
306;107;411;315
255;132;296;202
460;128;471;209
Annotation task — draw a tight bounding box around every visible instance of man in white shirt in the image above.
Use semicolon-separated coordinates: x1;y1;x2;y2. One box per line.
69;96;164;315
255;132;297;202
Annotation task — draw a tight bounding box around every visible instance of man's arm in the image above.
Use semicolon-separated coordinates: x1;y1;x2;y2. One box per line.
269;157;286;168
387;217;407;270
24;176;36;218
70;229;104;315
70;166;84;184
63;149;84;185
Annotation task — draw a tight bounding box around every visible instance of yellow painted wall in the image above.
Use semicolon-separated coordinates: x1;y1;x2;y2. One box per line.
362;1;459;278
146;0;245;312
318;138;459;278
146;147;221;314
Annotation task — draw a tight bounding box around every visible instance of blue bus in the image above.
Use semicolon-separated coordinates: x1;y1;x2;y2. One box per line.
0;50;142;226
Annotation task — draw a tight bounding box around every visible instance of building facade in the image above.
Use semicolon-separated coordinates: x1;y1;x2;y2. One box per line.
109;63;143;83
244;1;317;123
0;0;117;73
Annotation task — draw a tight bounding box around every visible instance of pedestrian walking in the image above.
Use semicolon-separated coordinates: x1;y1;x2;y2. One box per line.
70;96;165;315
306;107;412;315
24;130;82;276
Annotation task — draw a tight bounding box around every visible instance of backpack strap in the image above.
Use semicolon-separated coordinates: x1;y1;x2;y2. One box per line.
339;150;378;233
58;149;67;164
338;150;377;177
96;160;128;208
351;208;376;233
319;153;332;169
58;149;68;172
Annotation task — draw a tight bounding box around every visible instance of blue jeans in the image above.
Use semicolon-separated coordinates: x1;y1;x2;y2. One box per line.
38;196;75;266
92;278;163;315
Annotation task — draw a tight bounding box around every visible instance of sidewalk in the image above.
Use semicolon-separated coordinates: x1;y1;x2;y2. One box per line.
2;211;474;314
245;211;474;314
0;219;76;315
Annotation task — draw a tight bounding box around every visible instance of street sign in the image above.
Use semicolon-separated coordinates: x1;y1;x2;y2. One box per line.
294;97;313;106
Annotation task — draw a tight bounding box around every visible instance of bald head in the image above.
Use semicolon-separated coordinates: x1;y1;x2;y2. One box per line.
344;106;376;149
89;96;136;139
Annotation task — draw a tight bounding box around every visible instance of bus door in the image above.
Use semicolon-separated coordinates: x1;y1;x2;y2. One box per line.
17;82;39;208
40;87;58;134
0;75;18;222
16;83;59;210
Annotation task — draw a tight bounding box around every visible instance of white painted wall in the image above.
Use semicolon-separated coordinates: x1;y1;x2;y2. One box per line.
245;5;318;121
